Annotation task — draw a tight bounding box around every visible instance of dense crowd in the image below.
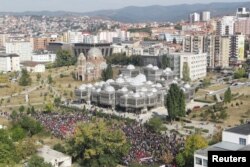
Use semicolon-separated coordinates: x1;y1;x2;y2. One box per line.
33;111;184;165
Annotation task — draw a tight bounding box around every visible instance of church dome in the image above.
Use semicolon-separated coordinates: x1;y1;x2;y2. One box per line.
88;48;103;58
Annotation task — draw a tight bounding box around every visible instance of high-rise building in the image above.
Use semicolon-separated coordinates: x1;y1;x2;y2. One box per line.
216;16;235;35
180;52;207;81
6;41;32;62
201;11;211;22
31;37;58;51
235;18;250;35
236;7;250;18
189;13;200;23
0;34;10;47
0;53;20;72
230;34;245;65
63;31;84;43
183;35;204;53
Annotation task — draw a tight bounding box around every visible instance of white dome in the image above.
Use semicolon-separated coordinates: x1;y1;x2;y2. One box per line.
156;83;162;88
174;77;179;80
147;93;154;97
88;48;103;58
134;74;146;83
106;79;115;83
125;77;132;82
96;88;101;92
121;87;128;92
165;68;172;72
105;86;115;92
153;66;159;70
184;84;191;89
161;78;165;81
141;87;148;92
79;84;86;90
127;64;135;70
86;84;93;88
152;88;158;93
146;81;153;85
133;93;140;98
94;82;100;87
131;80;143;86
116;78;125;84
146;64;153;68
181;87;186;92
172;80;178;84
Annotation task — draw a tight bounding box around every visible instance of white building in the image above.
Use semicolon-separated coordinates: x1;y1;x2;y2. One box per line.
32;53;56;63
180;52;207;81
37;145;72;167
21;62;46;73
194;123;250;167
6;41;32;62
236;7;250;18
82;34;98;44
0;53;20;72
201;11;211;22
216;16;235;35
63;31;84;43
190;12;200;23
98;31;118;43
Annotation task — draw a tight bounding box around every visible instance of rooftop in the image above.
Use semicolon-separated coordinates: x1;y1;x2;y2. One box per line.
224;123;250;135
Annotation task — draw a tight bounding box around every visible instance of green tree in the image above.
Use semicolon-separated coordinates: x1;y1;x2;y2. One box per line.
18;116;43;136
55;50;77;67
161;54;170;69
177;134;208;167
145;116;164;133
36;73;41;81
224;87;232;103
102;64;113;81
10;125;26;141
44;103;53;113
165;84;186;121
28;155;52;167
67;120;130;167
19;105;25;114
234;68;246;79
182;62;190;82
15;138;38;160
54;97;61;107
47;74;53;84
19;69;32;86
173;37;177;44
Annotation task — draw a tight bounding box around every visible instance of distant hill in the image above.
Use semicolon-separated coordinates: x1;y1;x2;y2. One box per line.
1;1;250;23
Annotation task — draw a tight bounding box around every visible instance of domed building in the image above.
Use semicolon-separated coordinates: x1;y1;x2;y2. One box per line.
76;48;107;81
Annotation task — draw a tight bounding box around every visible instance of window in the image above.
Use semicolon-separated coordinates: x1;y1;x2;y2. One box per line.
196;157;202;165
239;138;246;145
203;159;208;167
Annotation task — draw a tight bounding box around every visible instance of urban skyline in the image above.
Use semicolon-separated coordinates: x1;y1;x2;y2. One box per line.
0;0;248;12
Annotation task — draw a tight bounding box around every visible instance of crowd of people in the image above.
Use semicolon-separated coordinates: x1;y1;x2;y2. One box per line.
33;110;184;165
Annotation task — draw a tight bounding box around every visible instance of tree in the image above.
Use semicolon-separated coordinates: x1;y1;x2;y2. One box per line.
234;68;246;79
173;37;177;44
101;64;113;81
177;134;208;167
54;50;77;67
15;138;38;160
44;103;53;113
54;97;61;107
224;88;232;103
19;69;32;86
0;129;19;165
18;116;43;136
145;116;164;133
161;54;170;69
19;105;25;114
36;73;41;81
165;84;186;121
47;74;53;84
10;125;26;141
182;62;190;82
67;120;130;167
161;150;174;164
28;155;52;167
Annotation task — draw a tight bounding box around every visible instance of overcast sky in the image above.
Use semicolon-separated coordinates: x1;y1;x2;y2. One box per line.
0;0;248;12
